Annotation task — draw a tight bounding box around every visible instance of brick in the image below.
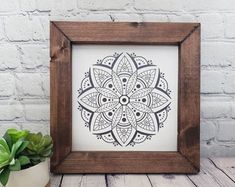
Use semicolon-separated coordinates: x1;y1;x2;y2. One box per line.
135;0;235;12
20;45;49;69
51;0;77;15
201;42;235;67
224;72;235;94
196;14;223;39
0;123;21;137
200;141;215;157
0;74;15;97
0;0;19;12
184;0;235;11
5;16;31;41
31;17;45;41
201;100;231;119
5;16;44;41
78;0;129;10
0;101;23;121
21;123;49;134
20;0;51;12
142;14;169;22
135;0;183;11
201;71;224;93
0;44;20;70
36;0;52;11
231;103;235;119
79;14;111;21
201;121;216;140
42;74;49;97
39;16;50;40
217;120;235;141
0;18;5;40
109;14;142;22
20;0;36;11
225;14;235;38
202;142;235;157
16;73;44;97
25;104;49;121
168;14;196;22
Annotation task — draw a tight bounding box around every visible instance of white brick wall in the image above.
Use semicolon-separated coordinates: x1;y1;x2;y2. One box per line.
0;0;235;157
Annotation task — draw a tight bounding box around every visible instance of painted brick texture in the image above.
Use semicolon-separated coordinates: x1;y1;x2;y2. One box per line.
0;0;235;157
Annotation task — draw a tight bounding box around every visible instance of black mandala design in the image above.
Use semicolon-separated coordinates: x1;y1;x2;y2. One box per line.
77;52;172;147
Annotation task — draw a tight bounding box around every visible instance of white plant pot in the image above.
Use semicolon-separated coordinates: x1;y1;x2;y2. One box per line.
6;160;49;187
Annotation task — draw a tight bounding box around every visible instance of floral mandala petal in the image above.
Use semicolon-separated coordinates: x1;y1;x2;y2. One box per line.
78;52;172;147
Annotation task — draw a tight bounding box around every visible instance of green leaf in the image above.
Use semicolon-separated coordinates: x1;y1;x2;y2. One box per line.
28;155;41;161
7;129;29;144
41;149;52;157
3;133;12;149
0;139;11;170
16;141;29;156
18;156;30;166
0;159;10;169
0;152;9;162
43;144;53;152
0;168;10;186
9;159;21;171
25;132;53;166
43;136;52;146
0;138;10;154
10;140;23;160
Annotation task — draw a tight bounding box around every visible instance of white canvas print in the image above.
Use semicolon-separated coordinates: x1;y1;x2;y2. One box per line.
72;45;178;151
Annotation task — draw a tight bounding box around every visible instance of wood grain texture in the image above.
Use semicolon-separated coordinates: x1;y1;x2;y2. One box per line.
50;22;200;174
50;174;62;187
210;157;235;182
50;22;72;171
61;174;106;187
188;159;235;186
107;174;151;187
178;25;200;172
53;22;199;44
50;158;235;187
148;174;194;187
53;152;196;173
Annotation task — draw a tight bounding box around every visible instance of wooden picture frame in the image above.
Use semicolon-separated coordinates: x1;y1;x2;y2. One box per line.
50;22;200;173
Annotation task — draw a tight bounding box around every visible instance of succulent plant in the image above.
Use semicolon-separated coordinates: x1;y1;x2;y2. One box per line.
24;132;53;165
0;132;30;186
0;129;53;186
4;129;29;146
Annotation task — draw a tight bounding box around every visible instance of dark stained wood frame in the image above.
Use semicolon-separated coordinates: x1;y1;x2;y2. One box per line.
50;22;200;174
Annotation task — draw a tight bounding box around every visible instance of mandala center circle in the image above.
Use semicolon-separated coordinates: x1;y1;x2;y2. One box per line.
119;95;129;105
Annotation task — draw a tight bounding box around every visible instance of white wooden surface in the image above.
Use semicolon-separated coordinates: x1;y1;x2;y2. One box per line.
50;158;235;187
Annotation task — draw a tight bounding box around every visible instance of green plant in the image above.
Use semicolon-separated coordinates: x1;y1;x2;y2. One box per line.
24;132;53;165
0;129;30;186
3;129;29;147
0;129;53;186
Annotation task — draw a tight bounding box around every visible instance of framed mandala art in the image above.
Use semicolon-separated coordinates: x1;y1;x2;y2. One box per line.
73;45;177;151
50;22;200;173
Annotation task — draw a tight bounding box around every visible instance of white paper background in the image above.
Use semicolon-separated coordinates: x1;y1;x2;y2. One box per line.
72;45;178;151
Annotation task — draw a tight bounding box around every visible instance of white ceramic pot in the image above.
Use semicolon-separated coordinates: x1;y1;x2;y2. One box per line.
6;160;49;187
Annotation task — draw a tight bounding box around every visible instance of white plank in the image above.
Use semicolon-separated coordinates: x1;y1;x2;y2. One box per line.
211;157;235;182
188;158;235;187
107;174;151;187
50;174;62;187
148;174;194;187
61;175;82;187
61;174;106;187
